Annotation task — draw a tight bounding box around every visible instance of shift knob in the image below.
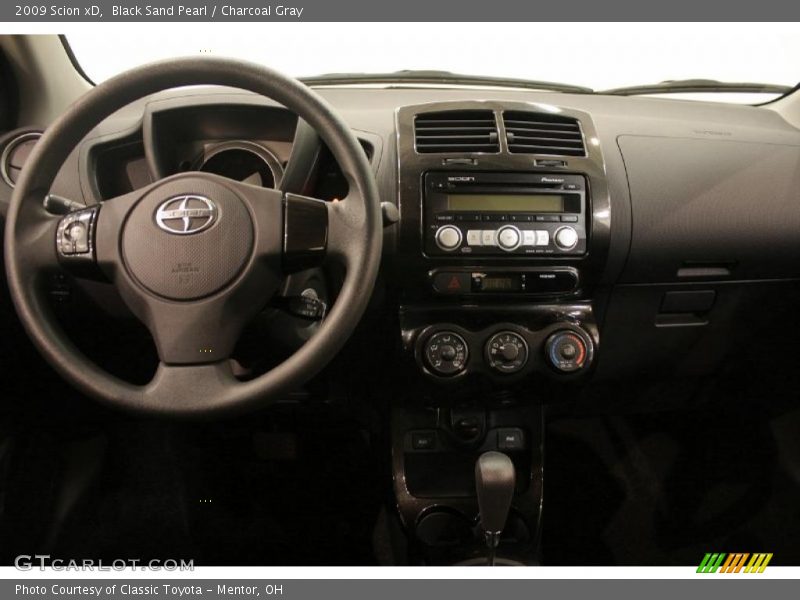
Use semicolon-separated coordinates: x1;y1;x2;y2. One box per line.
475;451;516;539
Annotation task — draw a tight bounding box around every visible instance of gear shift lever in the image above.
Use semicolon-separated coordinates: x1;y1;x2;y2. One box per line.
475;451;515;566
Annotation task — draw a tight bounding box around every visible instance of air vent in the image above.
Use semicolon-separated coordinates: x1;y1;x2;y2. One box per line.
1;131;42;188
503;111;585;156
414;110;499;153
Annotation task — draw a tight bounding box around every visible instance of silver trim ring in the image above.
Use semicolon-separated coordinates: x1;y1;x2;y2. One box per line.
1;131;43;189
197;140;284;188
155;195;218;235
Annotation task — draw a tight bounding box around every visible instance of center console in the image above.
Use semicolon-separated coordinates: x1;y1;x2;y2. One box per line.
390;101;611;564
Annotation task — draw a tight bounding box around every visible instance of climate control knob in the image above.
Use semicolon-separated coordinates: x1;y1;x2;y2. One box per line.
554;226;579;250
545;330;592;373
485;331;529;374
496;225;522;252
424;331;468;376
435;225;462;252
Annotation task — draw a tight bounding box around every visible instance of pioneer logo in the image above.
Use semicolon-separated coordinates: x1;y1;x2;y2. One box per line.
540;177;565;184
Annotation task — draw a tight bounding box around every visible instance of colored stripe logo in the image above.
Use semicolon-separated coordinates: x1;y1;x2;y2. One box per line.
697;553;773;573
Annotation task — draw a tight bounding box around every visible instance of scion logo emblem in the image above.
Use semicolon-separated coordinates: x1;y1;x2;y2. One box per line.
155;195;218;235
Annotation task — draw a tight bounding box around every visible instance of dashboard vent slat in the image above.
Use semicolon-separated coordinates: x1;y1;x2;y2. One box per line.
503;111;586;156
415;110;499;153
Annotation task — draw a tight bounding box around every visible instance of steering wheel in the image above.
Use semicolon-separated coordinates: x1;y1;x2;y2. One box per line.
4;58;383;417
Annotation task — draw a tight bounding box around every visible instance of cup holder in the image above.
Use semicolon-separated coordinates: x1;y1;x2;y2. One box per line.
416;508;473;547
414;507;533;565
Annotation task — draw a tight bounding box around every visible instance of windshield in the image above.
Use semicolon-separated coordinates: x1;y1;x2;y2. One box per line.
67;23;799;104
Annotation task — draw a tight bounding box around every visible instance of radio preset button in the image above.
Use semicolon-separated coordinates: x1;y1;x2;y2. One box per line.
497;226;522;251
535;230;550;246
523;230;537;246
435;225;462;252
555;226;579;250
536;215;560;222
561;215;579;223
466;230;483;246
481;230;497;246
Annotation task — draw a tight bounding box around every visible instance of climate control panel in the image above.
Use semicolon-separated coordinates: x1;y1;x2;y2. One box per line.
415;321;595;381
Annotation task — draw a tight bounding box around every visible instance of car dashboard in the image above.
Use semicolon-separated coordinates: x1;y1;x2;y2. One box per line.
2;82;800;565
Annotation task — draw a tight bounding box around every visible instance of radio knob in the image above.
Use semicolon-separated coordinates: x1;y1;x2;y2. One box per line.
554;226;579;250
435;225;462;252
496;225;521;251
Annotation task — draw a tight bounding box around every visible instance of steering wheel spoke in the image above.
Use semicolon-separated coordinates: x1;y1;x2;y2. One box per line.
54;204;101;276
283;189;369;273
283;193;329;272
144;360;239;415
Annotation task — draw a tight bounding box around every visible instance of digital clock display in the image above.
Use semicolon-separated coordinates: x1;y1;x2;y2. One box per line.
476;275;524;292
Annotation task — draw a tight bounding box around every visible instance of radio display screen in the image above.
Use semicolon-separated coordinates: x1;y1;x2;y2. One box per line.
446;194;565;213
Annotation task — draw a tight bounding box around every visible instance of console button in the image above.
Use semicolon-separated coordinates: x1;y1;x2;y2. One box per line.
536;215;560;222
466;230;483;246
535;230;550;246
497;226;522;251
545;330;592;373
497;428;525;451
411;431;437;451
485;331;529;374
57;208;96;257
561;215;579;223
435;225;462;251
481;230;497;246
432;271;470;294
554;226;579;250
523;230;537;246
424;331;469;376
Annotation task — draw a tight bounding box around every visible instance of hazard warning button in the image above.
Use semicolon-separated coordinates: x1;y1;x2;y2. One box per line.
432;271;471;294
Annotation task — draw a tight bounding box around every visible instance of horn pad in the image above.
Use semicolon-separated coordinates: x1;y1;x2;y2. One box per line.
121;177;254;301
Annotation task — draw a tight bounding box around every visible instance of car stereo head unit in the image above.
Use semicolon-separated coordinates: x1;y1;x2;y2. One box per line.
423;171;588;257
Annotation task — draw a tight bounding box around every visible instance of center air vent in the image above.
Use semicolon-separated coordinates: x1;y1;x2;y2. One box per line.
503;111;585;156
414;110;499;154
